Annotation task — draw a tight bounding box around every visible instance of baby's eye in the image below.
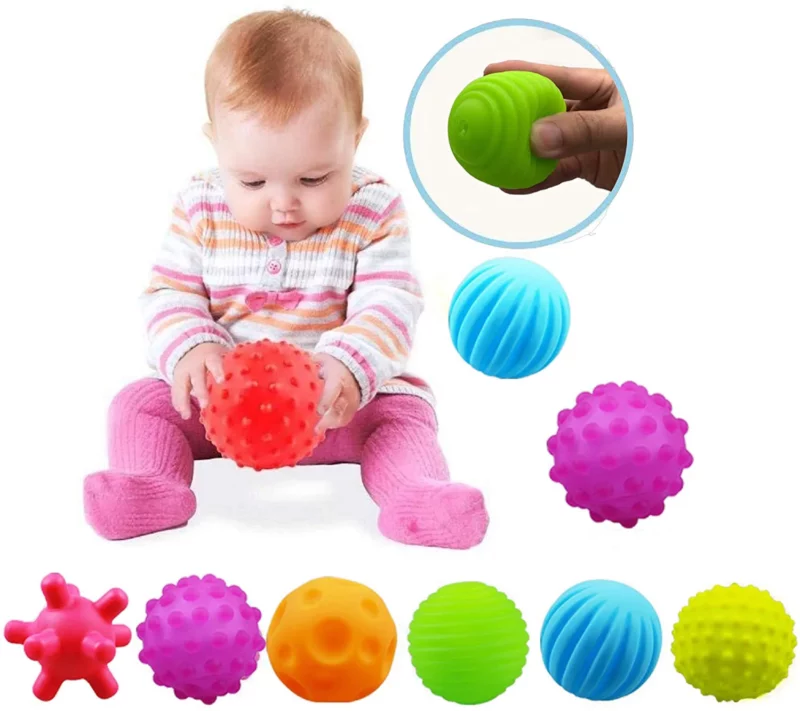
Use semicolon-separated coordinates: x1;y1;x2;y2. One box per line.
241;180;265;189
300;174;329;187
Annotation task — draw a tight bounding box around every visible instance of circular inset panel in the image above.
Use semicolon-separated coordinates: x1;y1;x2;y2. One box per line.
404;19;633;249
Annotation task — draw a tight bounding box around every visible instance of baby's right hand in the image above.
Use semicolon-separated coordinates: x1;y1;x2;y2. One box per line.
171;342;229;419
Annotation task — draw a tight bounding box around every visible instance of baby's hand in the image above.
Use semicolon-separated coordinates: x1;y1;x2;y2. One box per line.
313;353;360;433
172;342;229;419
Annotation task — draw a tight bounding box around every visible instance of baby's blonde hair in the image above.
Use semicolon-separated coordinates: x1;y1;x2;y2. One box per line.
205;9;363;126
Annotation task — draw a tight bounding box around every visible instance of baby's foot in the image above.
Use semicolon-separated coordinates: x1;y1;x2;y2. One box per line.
377;482;488;549
84;471;196;540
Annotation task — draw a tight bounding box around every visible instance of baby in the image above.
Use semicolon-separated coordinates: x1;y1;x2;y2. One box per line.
83;9;489;550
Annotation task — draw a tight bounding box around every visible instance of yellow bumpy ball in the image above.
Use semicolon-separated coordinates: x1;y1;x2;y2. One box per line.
672;583;796;701
266;577;397;702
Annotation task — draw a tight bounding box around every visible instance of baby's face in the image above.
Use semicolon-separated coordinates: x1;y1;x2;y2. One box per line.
210;100;362;241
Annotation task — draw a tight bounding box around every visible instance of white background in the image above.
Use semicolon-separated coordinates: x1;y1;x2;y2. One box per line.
1;0;799;709
410;24;607;243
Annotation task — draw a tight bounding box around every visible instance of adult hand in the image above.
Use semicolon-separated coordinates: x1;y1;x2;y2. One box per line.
484;60;627;193
313;353;361;433
171;342;228;418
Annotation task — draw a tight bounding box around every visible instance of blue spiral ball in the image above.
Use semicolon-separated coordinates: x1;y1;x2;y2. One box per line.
448;257;570;379
541;580;662;701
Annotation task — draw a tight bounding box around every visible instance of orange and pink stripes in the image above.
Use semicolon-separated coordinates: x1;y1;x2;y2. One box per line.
159;324;232;377
186;200;230;220
141;165;431;407
348;304;412;346
147;305;212;335
207;286;345;303
344;194;401;224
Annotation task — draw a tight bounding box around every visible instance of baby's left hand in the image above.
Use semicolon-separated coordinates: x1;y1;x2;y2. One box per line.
313;353;361;433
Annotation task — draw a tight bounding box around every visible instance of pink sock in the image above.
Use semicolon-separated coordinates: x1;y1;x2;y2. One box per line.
307;395;488;550
83;378;217;540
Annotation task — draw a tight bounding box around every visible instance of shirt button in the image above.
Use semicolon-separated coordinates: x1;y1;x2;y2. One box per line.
267;260;282;275
268;236;283;247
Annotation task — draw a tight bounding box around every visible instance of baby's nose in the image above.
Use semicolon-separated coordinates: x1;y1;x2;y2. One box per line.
269;189;296;213
271;199;294;213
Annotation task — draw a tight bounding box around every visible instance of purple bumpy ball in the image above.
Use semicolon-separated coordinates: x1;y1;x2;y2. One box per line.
136;574;266;704
547;381;694;528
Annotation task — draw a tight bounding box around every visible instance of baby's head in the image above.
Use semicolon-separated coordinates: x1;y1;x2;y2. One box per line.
204;10;367;241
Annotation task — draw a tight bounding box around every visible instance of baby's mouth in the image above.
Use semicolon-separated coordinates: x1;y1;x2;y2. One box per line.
274;218;305;228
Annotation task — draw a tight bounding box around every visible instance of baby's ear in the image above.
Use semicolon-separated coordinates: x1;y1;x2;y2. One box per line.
355;117;369;147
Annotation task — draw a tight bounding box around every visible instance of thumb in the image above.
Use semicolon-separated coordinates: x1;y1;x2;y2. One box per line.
317;374;342;418
531;107;627;159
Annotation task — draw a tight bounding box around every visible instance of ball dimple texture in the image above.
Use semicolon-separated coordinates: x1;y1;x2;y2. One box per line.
137;575;265;705
200;340;324;470
548;381;693;527
672;584;797;701
267;577;397;702
408;582;529;704
449;257;570;379
448;71;566;189
541;580;662;700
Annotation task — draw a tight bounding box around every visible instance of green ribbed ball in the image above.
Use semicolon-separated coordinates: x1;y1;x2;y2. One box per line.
408;582;529;704
448;70;566;189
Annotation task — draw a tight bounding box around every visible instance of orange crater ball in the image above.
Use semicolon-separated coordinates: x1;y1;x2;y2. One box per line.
267;577;397;702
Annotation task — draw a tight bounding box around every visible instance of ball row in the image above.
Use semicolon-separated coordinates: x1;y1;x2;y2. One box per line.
5;573;795;704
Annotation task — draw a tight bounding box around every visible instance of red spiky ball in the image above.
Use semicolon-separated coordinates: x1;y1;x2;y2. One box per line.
4;573;131;701
200;340;324;471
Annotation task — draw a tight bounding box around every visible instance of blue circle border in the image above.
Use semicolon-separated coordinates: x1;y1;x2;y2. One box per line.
402;18;634;249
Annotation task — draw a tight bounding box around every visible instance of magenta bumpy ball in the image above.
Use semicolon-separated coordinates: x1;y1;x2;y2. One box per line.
547;381;694;528
137;574;265;704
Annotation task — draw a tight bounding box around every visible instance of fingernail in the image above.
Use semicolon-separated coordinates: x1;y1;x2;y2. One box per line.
532;120;563;157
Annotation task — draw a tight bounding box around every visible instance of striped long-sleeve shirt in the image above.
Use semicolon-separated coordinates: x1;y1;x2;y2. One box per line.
140;165;433;407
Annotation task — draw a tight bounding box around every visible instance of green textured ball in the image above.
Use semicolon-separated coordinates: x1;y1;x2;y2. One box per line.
448;70;566;189
672;584;797;702
408;582;529;704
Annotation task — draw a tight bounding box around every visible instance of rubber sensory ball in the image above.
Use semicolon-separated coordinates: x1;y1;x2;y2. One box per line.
449;257;570;379
548;381;694;528
672;583;796;701
408;582;529;704
4;573;131;701
448;70;566;189
266;577;397;702
541;580;661;700
200;340;324;470
137;574;265;705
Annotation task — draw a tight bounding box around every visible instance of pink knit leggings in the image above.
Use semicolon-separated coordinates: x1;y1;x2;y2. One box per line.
83;378;488;549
